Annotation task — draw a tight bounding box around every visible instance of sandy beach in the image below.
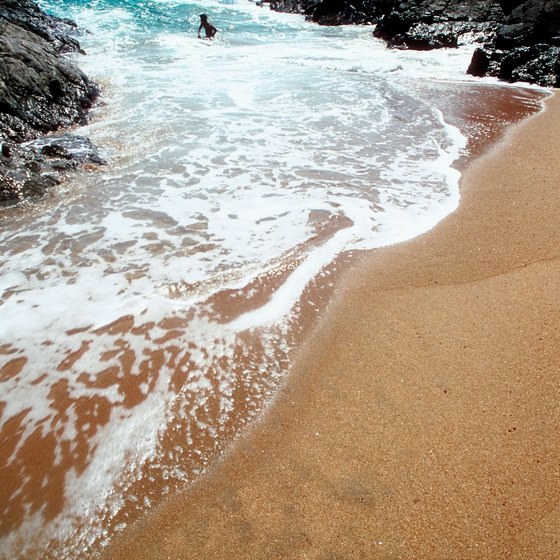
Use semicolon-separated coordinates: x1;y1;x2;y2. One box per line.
104;91;560;559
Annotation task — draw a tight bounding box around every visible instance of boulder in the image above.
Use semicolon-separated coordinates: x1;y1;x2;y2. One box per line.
269;0;314;15
0;141;60;203
271;0;394;25
497;0;560;47
467;47;491;77
0;0;102;204
467;1;560;85
387;22;459;50
499;44;560;86
0;0;85;54
0;22;98;137
0;134;106;203
305;0;393;25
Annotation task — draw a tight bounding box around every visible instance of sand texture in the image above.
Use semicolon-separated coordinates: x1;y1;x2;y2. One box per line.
105;92;560;560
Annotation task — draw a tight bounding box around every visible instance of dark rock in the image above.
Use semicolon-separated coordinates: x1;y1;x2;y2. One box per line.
380;1;560;85
0;133;109;204
0;0;102;204
306;0;393;25
389;22;459;50
29;134;107;166
0;133;106;204
0;0;86;54
499;44;560;86
498;1;527;15
269;0;313;15
373;9;409;41
497;0;560;48
0;112;38;142
41;143;73;160
374;1;506;47
305;0;365;26
0;22;99;136
467;47;491;77
499;45;539;77
271;0;394;25
466;0;560;87
0;141;61;203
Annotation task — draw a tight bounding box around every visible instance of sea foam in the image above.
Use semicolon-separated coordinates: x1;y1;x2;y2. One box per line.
2;0;483;557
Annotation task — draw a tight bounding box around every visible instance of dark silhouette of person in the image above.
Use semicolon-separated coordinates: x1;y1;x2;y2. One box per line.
198;14;218;39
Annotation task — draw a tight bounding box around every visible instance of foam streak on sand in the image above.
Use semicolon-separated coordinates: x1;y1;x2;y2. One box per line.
105;93;560;559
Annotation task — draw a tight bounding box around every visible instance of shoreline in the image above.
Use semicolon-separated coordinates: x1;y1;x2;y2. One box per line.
103;90;560;559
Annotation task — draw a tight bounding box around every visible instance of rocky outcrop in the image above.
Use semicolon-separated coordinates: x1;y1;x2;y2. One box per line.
269;0;560;86
471;0;560;86
373;1;504;49
303;0;392;26
271;0;391;25
0;0;101;204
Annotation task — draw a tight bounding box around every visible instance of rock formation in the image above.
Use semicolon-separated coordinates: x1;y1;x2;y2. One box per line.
270;0;560;87
0;0;102;204
474;0;560;86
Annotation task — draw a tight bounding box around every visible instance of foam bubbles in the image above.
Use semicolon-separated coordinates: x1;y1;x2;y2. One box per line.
3;1;474;557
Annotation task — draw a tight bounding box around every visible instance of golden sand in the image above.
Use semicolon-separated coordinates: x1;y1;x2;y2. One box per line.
105;92;560;560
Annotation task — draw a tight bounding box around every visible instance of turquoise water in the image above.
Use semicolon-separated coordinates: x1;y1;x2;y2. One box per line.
1;1;537;558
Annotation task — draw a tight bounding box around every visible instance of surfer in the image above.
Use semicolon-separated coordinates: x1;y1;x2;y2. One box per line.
198;14;218;39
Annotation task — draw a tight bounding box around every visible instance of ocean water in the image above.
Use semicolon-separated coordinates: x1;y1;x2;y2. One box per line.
0;1;543;558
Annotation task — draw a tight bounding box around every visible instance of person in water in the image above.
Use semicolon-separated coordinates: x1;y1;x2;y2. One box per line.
198;14;218;39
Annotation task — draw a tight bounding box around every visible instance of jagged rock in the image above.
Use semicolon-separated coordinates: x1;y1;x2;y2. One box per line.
376;0;560;85
0;141;61;203
387;22;458;50
467;47;491;77
305;0;391;25
0;112;37;142
305;0;366;26
0;0;85;54
497;0;560;47
374;1;505;46
0;133;106;204
0;22;98;136
498;0;527;14
269;0;313;15
0;0;102;204
41;143;73;159
29;134;106;166
466;1;560;85
271;0;392;25
499;44;560;86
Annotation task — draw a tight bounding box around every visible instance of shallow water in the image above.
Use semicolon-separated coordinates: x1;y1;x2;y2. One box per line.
0;1;545;557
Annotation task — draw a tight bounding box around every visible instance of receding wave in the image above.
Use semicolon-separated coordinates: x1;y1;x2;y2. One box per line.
2;0;537;557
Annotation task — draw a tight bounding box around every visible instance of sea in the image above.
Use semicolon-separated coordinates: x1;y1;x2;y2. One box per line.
0;1;545;558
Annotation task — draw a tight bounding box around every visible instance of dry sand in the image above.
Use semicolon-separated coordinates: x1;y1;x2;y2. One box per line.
105;92;560;560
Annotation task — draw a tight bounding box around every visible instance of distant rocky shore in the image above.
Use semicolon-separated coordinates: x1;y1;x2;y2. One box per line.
0;0;103;204
270;0;560;87
2;1;559;205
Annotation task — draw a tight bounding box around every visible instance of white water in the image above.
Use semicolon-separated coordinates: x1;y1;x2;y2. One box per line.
0;1;491;557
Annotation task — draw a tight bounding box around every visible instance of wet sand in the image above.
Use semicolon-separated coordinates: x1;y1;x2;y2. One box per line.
105;91;560;559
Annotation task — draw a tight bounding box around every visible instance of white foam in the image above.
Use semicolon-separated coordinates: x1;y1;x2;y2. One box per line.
3;1;490;557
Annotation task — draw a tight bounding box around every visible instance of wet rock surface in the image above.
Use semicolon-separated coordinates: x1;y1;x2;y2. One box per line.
476;0;560;87
0;0;101;204
0;134;105;203
269;0;560;86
